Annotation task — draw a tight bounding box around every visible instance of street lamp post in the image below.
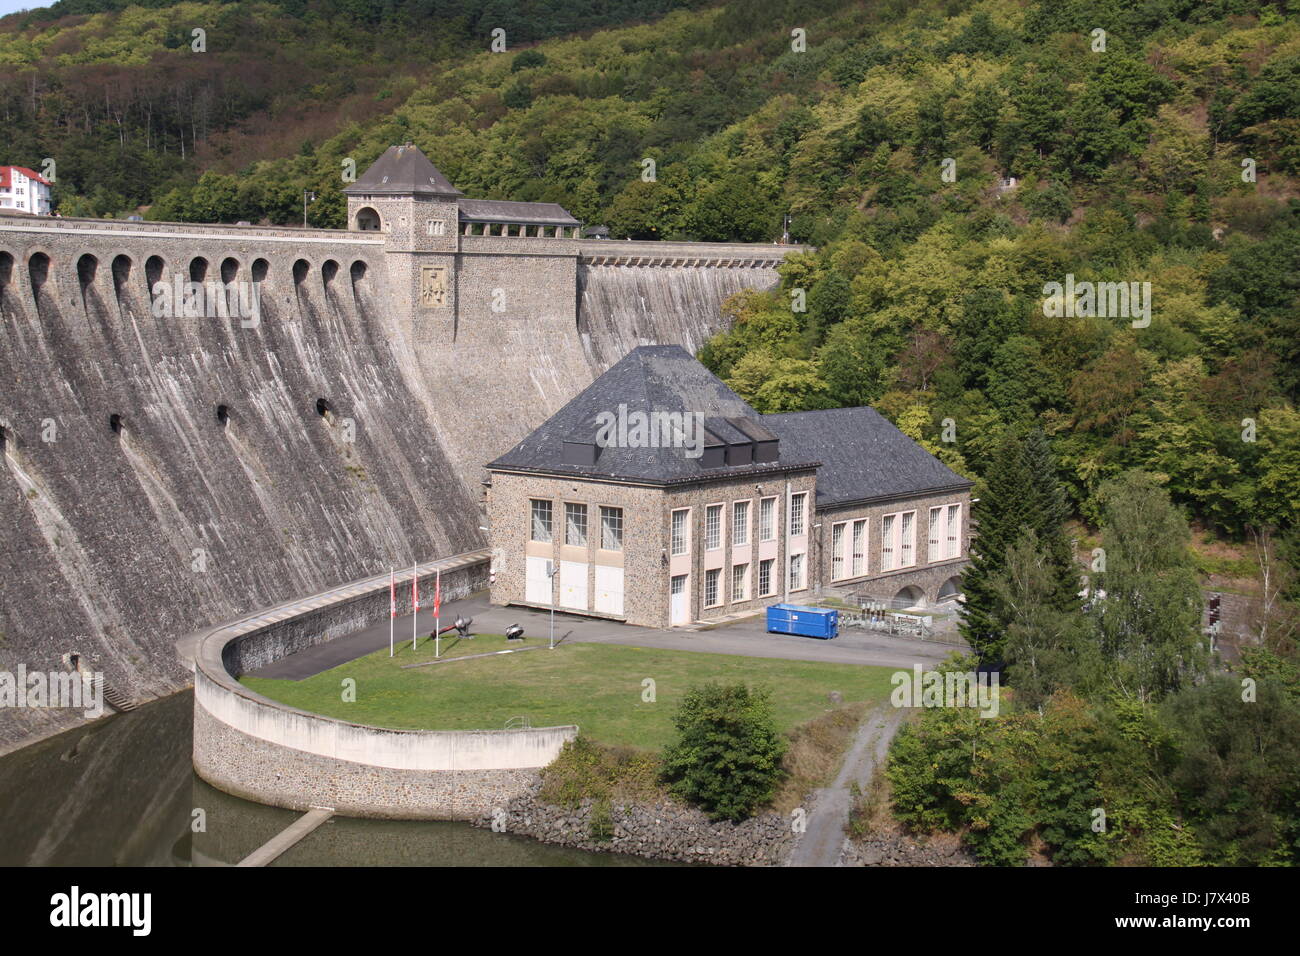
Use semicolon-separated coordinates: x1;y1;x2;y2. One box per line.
548;562;560;650
303;190;316;228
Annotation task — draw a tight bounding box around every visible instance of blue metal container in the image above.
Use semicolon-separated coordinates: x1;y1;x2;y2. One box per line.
766;604;839;639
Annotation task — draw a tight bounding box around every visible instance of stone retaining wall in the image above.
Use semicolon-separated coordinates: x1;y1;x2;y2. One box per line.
192;551;579;820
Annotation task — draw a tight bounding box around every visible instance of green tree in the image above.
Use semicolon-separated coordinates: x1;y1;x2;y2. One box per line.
960;429;1077;661
1082;470;1206;702
660;682;787;822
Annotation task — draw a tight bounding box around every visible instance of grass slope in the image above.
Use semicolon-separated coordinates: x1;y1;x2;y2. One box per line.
242;633;896;750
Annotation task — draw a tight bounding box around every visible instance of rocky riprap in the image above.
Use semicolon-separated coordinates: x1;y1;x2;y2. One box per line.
840;831;977;866
473;782;795;866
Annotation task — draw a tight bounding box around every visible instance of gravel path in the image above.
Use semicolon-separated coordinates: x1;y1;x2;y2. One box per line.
786;704;906;867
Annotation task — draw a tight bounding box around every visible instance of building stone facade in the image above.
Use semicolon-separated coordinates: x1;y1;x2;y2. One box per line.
487;347;974;628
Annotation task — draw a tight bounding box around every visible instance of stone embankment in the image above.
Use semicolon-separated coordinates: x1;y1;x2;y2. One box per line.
840;831;976;866
475;781;795;866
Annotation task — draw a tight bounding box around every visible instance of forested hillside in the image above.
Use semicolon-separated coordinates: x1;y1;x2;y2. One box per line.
4;0;1300;865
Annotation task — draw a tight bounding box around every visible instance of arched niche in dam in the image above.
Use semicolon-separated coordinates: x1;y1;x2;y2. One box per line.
0;250;13;312
111;254;133;303
27;251;51;304
220;257;239;285
145;255;165;293
321;259;339;285
349;260;369;309
292;258;310;287
189;257;208;284
76;253;99;298
251;258;269;284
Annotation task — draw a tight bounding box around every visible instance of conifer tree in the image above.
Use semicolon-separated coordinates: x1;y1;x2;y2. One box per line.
960;429;1078;661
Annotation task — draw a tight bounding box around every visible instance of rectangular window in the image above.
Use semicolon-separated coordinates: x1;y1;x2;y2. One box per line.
789;492;806;537
671;509;689;556
947;504;961;558
732;501;750;547
427;219;446;236
881;514;896;571
731;563;749;603
788;553;805;591
900;511;915;567
565;503;588;547
832;522;846;581
852;519;867;577
704;568;721;608
759;497;777;541
758;558;775;596
929;507;943;563
705;504;723;551
530;499;553;543
600;506;623;551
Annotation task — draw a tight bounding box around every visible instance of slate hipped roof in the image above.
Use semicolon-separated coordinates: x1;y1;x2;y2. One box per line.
763;407;972;507
343;143;463;198
489;345;974;504
344;143;580;224
488;346;819;484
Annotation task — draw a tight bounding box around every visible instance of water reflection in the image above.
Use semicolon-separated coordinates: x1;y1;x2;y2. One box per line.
0;692;666;867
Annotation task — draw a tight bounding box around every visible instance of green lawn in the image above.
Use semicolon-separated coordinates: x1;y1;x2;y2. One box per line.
242;634;897;750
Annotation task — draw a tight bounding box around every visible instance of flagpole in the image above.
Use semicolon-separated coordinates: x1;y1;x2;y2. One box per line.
435;568;441;660
389;567;395;658
412;562;419;651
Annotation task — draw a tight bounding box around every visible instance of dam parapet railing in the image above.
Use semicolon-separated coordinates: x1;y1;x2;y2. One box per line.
0;209;379;245
190;548;579;821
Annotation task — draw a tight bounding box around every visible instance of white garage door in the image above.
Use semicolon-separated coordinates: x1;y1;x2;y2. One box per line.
559;560;588;610
594;565;624;616
525;556;552;605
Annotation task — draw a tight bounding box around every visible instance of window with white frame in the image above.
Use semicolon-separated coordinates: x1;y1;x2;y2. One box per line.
788;552;805;590
530;499;553;542
565;503;588;547
732;501;750;546
705;504;723;551
789;492;806;536
731;563;748;602
881;510;916;569
670;509;690;556
600;506;623;551
946;503;961;558
852;519;867;577
759;497;777;541
900;511;915;566
929;507;943;563
831;522;846;581
704;568;721;607
758;558;775;597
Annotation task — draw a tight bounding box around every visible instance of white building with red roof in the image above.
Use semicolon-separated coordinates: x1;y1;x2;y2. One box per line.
0;166;53;215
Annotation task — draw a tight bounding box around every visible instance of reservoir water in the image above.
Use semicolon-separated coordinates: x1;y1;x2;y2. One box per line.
0;692;662;867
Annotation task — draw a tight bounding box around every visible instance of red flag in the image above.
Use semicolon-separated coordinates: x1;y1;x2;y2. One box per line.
434;569;441;616
390;569;396;619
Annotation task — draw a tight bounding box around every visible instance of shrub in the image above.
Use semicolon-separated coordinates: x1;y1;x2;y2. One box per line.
659;682;788;822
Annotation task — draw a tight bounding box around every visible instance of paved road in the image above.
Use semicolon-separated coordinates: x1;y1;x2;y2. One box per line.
786;704;906;867
249;593;963;680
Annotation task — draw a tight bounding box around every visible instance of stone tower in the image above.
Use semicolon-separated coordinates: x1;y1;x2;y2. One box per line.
344;143;461;348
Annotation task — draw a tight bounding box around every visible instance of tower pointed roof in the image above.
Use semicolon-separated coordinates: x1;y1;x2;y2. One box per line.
344;143;463;198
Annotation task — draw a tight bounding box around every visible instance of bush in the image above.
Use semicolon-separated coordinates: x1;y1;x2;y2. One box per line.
659;682;787;822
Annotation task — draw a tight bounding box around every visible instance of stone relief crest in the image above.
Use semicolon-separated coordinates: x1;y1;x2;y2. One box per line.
420;265;448;308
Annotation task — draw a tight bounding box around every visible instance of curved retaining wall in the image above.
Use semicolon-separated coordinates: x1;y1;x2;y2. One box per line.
192;550;579;820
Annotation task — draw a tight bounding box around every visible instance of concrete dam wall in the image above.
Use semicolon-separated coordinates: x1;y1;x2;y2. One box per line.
0;214;797;748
